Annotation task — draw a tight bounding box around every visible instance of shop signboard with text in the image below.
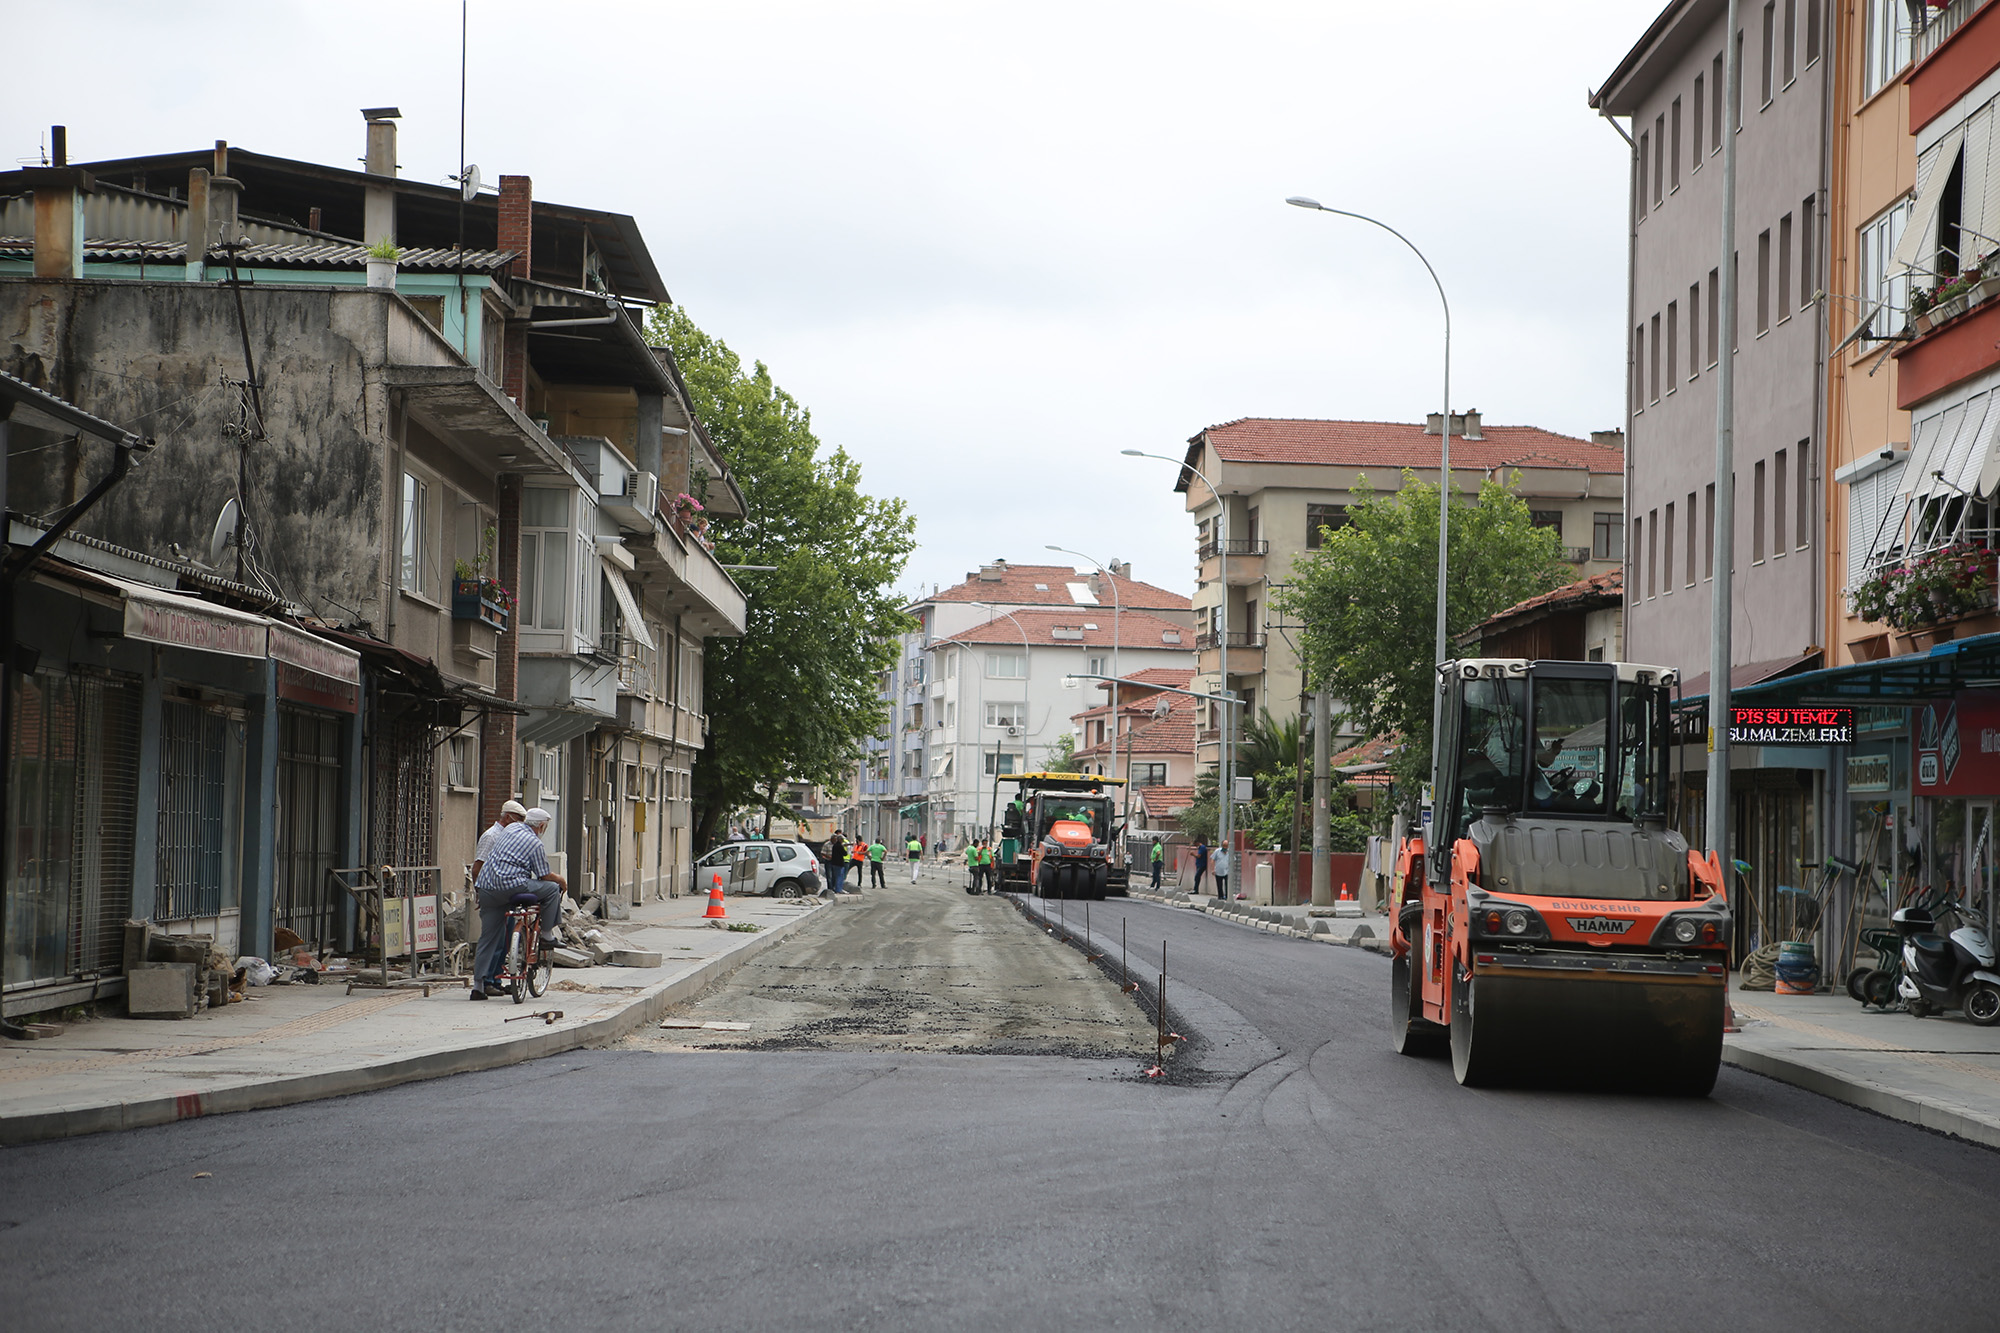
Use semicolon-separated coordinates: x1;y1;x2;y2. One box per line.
1728;706;1854;746
1912;693;2000;796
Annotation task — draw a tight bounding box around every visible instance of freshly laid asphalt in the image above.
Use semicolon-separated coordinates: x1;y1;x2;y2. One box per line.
5;886;2000;1331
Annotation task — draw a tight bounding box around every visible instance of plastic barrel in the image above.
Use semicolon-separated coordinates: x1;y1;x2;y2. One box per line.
1775;940;1819;995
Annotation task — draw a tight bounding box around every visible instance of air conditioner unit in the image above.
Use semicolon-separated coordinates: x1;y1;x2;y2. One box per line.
602;470;659;532
1006;725;1021;736
1565;545;1591;563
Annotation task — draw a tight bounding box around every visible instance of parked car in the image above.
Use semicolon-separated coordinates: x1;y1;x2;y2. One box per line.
689;841;824;898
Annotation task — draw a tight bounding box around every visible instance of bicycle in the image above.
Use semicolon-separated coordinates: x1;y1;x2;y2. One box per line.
492;892;553;1004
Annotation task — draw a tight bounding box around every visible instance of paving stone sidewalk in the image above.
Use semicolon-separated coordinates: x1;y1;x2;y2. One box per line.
0;891;836;1145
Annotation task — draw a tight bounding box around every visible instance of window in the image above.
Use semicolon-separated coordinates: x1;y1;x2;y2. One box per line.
1735;29;1746;128
1800;196;1815;312
1705;484;1716;578
1593;511;1624;560
1686;490;1699;586
1130;762;1168;787
944;702;955;729
1689;282;1702;379
1757;229;1771;334
399;472;429;596
1753;459;1767;562
1305;502;1347;548
517;488;570;632
1858;197;1913;337
986;701;1025;729
1711;53;1725;151
1631;516;1643;597
1760;3;1776;104
1807;0;1822;63
1670;98;1682;191
536;745;562;801
906;703;924;731
1529;510;1563;533
1647;509;1659;597
1638;132;1650;218
1634;323;1647;412
1796;437;1812;549
1773;450;1789;553
1863;0;1911;100
156;698;247;921
1087;656;1108;677
1654;114;1666;205
1782;0;1796;86
1662;504;1675;595
1666;302;1679;387
984;752;1018;777
1707;268;1720;364
1779;214;1795;318
1692;74;1705;171
1650;312;1662;401
985;651;1025;679
447;735;474;788
945;652;956;679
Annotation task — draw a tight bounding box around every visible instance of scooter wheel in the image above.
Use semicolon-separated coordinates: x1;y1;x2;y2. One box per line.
1964;983;2000;1027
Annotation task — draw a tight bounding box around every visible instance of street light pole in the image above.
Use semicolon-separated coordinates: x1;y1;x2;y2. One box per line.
1047;544;1123;828
1123;449;1234;863
1286;197;1453;851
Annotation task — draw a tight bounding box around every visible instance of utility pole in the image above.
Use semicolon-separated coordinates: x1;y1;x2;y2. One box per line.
1706;0;1743;894
1311;684;1332;905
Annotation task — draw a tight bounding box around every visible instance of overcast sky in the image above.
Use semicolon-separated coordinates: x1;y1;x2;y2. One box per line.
15;1;1657;601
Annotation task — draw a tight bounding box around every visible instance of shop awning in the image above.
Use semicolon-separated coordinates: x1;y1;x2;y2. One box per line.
1676;651;1822;704
1689;633;2000;710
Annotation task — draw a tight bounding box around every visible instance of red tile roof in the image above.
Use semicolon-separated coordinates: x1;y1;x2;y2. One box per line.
1473;569;1623;634
925;563;1191;613
1139;785;1195;816
1192;419;1623;476
1075;693;1197;759
935;607;1195;649
1070;668;1197;722
1329;734;1399;769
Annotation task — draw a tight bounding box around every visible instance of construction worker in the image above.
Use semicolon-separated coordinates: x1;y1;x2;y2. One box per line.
1149;836;1165;890
979;839;995;892
907;832;923;882
964;840;980;893
867;836;888;888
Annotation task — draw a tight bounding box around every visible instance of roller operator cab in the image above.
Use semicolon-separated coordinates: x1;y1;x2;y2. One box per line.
996;772;1128;899
1389;659;1731;1094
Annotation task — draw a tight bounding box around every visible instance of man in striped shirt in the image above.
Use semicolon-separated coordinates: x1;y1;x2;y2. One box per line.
471;807;568;999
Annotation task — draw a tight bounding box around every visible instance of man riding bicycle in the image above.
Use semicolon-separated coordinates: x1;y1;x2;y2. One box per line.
472;806;567;1000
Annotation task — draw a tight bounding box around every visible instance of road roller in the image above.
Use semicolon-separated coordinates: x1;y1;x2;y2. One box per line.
1388;659;1730;1094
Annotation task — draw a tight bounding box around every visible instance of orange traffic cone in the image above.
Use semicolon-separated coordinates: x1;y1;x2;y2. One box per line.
703;873;728;920
1338;884;1353;900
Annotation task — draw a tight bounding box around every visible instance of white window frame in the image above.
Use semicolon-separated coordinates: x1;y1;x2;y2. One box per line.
446;734;475;790
400;471;431;597
986;701;1025;729
518;488;572;635
1863;0;1912;101
985;651;1025;679
984;751;1019;777
1858;196;1914;343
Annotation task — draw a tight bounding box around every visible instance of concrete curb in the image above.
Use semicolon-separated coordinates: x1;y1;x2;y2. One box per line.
1126;891;1395;952
0;904;828;1146
1720;1042;2000;1150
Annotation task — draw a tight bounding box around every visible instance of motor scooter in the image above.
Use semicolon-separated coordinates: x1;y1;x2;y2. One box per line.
1894;903;2000;1025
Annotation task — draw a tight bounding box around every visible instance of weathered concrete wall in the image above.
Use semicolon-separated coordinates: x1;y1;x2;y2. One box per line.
0;280;456;631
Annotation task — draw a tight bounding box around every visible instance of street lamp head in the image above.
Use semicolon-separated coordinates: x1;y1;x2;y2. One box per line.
1285;196;1323;210
1119;449;1146;457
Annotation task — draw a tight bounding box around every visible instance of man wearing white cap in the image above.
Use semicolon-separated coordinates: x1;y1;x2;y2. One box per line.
471;807;567;999
471;799;529;887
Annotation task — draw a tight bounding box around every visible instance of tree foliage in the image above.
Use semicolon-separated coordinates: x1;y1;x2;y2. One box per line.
1177;709;1371;853
1276;473;1570;797
648;306;915;850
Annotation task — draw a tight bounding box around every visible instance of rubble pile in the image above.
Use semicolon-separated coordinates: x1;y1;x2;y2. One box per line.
547;898;661;968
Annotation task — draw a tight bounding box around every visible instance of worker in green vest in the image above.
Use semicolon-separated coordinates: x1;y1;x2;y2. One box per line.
866;837;887;889
964;840;981;894
907;833;924;883
1149;836;1165;890
979;839;996;892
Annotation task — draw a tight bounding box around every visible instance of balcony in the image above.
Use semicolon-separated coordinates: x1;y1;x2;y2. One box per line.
1197;538;1269;587
1912;0;2000;130
1195;630;1266;678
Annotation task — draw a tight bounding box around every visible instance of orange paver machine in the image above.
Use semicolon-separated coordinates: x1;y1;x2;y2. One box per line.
995;772;1127;900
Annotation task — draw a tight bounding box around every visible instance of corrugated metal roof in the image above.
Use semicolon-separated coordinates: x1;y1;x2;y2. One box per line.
0;237;517;272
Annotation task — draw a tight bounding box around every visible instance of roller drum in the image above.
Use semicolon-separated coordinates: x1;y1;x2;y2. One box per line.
1449;969;1723;1094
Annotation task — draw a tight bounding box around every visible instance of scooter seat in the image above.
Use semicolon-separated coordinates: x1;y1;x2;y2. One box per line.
1912;936;1951;954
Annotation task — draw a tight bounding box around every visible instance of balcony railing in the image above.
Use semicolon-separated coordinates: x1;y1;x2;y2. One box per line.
1197;537;1270;561
1917;0;1980;63
1195;630;1266;652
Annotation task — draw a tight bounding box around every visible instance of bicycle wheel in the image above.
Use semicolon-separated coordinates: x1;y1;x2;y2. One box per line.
527;944;552;998
506;925;527;1004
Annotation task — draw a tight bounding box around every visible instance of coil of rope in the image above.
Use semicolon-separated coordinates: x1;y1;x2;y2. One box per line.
1738;942;1782;992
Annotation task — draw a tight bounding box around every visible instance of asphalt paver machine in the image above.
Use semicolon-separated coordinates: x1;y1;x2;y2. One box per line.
1389;659;1731;1093
995;772;1128;899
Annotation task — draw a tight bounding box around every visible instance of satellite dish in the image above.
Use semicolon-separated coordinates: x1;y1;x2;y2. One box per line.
461;164;481;202
208;498;242;568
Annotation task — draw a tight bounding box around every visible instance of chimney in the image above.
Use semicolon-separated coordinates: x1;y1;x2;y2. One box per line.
29;125;93;280
978;561;1007;581
1591;428;1626;451
361;107;400;249
1461;409;1483;440
1424;412;1479;438
498;174;533;281
184;167;209;280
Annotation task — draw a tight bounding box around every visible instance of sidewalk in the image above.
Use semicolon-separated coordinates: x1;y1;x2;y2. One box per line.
1127;888;2000;1145
0;890;838;1145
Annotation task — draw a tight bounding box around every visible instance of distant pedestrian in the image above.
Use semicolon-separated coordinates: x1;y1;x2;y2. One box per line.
849;837;869;889
979;839;995;891
964;840;980;893
1212;845;1232;900
823;831;849;894
867;837;888;888
907;834;923;883
1193;836;1210;895
1149;837;1164;890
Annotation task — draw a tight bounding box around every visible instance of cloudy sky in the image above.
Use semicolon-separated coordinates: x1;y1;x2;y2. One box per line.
15;1;1655;600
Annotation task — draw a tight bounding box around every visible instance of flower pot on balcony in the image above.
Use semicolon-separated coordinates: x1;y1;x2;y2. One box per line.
1846;631;1892;663
1898;624;1958;654
366;257;397;290
1973;275;2000;307
1935;294;1972;323
451;578;509;631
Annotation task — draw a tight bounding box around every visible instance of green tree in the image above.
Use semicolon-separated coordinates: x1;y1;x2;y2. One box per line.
648;306;916;849
1043;732;1077;771
1277;473;1569;799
